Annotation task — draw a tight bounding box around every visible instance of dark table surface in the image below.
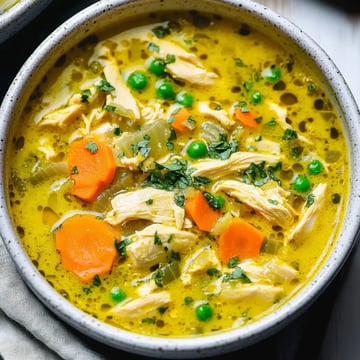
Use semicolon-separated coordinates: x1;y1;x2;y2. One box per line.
0;1;359;359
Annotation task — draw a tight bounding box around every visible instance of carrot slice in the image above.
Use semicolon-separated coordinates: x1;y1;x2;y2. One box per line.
185;190;220;232
170;107;193;133
68;136;116;202
218;218;264;262
55;214;119;282
234;107;260;129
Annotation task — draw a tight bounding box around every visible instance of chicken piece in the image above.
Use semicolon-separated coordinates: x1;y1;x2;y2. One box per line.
198;101;235;127
105;188;185;228
240;258;298;283
190;151;282;180
288;183;327;243
245;137;281;155
268;102;310;143
213;180;296;227
155;40;218;86
38;98;85;128
140;101;165;123
111;292;171;318
127;224;198;269
219;283;283;303
103;60;140;120
181;246;221;285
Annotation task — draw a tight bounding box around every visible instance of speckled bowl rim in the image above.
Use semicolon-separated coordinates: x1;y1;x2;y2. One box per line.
0;0;53;44
0;0;360;358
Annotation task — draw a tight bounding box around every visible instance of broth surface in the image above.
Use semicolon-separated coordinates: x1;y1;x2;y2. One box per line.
7;11;348;337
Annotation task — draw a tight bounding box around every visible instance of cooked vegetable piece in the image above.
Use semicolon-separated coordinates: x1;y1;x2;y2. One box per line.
218;218;264;262
292;174;311;192
68;136;116;202
234;107;260;129
185;190;220;232
127;71;148;90
169;107;194;133
54;214;119;282
195;304;214;321
156;81;175;99
176;91;194;107
186;140;208;159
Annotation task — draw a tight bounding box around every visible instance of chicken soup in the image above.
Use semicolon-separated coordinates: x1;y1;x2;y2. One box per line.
7;10;348;337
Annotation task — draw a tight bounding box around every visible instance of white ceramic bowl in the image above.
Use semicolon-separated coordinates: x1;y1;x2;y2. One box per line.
0;0;52;43
0;0;360;358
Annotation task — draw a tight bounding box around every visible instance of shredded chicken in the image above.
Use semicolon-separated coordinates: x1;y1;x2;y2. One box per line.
190;151;282;180
155;40;218;86
181;246;221;285
213;180;296;227
288;183;327;242
219;283;283;303
127;224;197;269
268;102;310;143
240;258;298;283
245;137;281;155
198;101;234;127
111;292;171;318
103;60;140;120
105;188;185;228
38;99;85;128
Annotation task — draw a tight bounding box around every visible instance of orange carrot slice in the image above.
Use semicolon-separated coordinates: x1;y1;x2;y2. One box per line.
234;107;260;129
218;217;264;262
170;107;194;133
68;136;116;202
55;214;119;282
185;190;220;232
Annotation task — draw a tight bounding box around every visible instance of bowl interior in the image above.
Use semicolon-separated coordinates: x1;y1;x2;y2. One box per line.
1;0;360;358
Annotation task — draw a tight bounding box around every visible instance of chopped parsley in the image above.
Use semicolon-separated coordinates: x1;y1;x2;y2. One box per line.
148;42;160;52
283;128;298;140
305;193;315;207
85;141;98;154
208;133;238;160
81;89;91;103
222;267;251;283
152;25;171;38
114;237;133;257
154;231;162;245
240;161;282;186
227;256;240;268
184;296;194;305
131;134;151;158
94;78;115;92
103;104;116;112
174;193;185;207
152;268;165;287
114;127;123;136
92;274;101;286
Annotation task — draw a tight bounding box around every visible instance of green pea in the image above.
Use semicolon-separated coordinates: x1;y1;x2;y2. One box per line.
186;140;208;159
195;304;214;321
293;175;311;192
266;67;281;82
149;58;166;76
251;91;263;104
156;81;175;99
176;91;194;107
127;71;148;90
307;159;323;175
110;287;126;302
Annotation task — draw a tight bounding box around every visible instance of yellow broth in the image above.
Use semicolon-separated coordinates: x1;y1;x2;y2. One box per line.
7;11;348;337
